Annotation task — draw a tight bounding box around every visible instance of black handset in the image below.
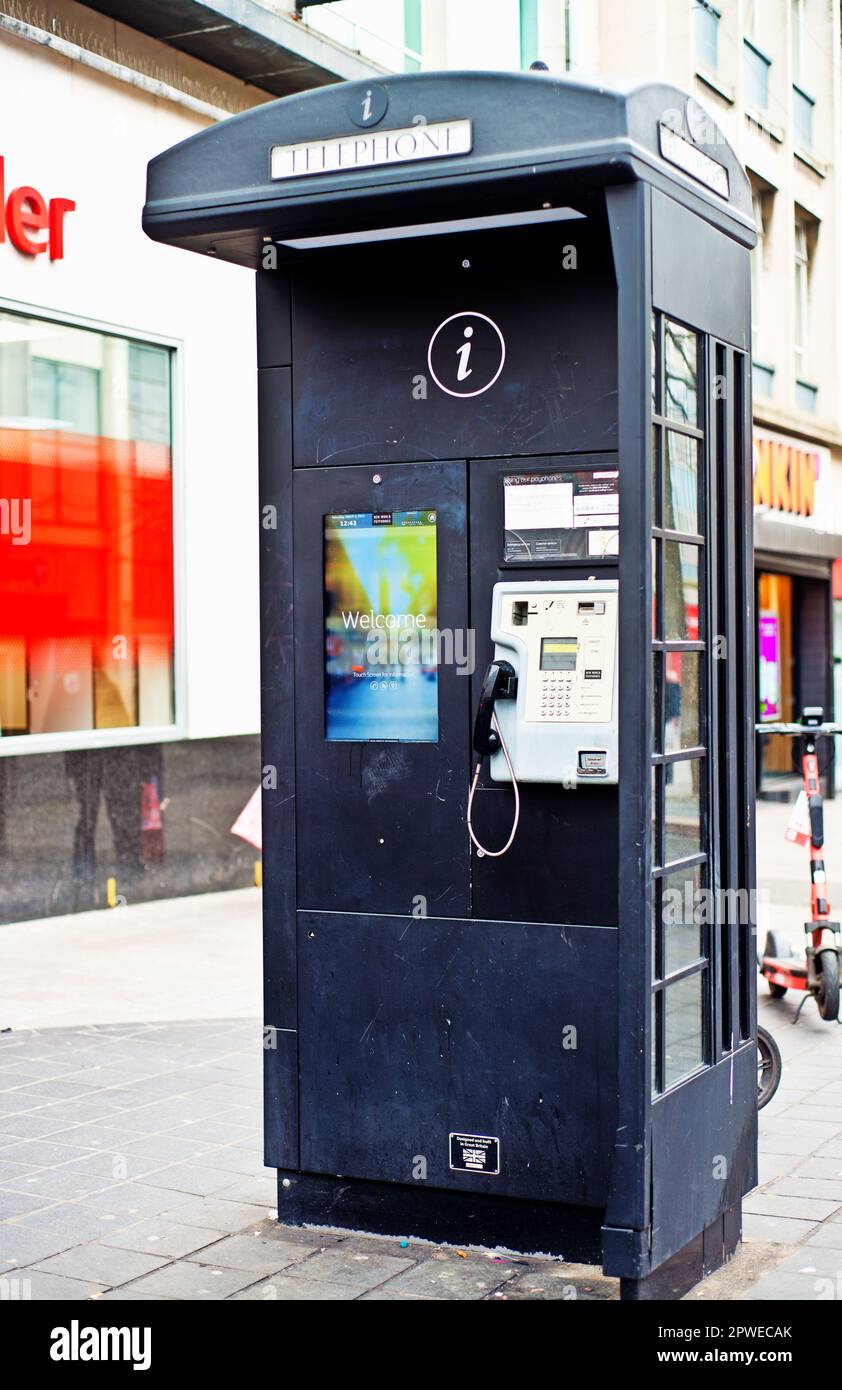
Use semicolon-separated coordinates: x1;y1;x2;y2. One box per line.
472;660;518;758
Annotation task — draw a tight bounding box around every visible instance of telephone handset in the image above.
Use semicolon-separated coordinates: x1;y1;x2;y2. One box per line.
472;660;518;757
468;579;619;858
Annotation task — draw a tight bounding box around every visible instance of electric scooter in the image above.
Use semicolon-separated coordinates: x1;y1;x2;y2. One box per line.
756;708;842;1022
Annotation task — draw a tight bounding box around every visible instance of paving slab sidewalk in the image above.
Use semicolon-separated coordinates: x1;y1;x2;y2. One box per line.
0;797;841;1300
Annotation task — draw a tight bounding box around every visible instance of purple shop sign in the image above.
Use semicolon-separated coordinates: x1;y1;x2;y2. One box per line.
758;611;781;721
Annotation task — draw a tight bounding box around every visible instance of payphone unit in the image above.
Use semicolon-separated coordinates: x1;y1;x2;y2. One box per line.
486;579;619;785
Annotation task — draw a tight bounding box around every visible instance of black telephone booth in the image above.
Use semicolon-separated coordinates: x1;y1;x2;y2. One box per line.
144;72;758;1299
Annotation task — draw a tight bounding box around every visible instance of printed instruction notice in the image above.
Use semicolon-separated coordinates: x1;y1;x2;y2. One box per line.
503;470;619;562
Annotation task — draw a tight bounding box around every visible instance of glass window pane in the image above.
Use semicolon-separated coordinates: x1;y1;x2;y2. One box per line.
662;863;704;975
0;312;175;738
664;651;701;751
652;651;662;753
665;972;705;1086
664;321;698;425
652;538;660;641
665;759;703;862
652;763;661;868
651;424;661;526
663;542;701;641
664;431;699;535
651;314;659;412
652;992;660;1094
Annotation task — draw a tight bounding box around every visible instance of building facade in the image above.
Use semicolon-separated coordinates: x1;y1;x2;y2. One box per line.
0;0;386;923
3;0;841;925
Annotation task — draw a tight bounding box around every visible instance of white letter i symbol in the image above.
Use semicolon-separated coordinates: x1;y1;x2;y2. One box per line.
456;325;473;381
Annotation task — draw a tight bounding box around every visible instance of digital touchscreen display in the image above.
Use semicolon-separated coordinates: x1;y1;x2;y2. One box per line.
324;510;438;742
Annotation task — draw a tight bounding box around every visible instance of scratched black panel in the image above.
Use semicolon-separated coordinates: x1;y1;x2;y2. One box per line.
468;456;619;926
298;912;618;1205
650;1045;757;1268
294;462;470;918
290;219;617;468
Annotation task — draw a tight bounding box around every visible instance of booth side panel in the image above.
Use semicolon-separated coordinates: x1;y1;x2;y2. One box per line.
257;316;299;1169
603;182;654;1262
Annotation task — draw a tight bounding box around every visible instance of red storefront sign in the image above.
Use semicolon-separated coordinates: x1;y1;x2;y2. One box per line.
0;156;75;260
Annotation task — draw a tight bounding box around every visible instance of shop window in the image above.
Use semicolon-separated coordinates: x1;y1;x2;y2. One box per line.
0;312;175;740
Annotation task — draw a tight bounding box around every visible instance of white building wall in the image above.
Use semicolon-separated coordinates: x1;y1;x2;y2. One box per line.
0;27;261;745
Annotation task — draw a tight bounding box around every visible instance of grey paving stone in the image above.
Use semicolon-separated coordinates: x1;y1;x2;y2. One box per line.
58;1152;167;1182
230;1275;357;1301
33;1243;168;1286
371;1252;513;1300
162;1197;271;1231
742;1213;819;1244
35;1100;128;1123
743;1193;841;1222
4;1168;112;1200
759;1134;823;1156
286;1247;414;1291
761;1119;842;1139
0;1160;41;1182
120;1260;259;1300
764;1176;842;1204
817;1139;842;1159
747;1271;828;1301
16;1079;99;1101
165;1121;257;1146
210;1177;277;1206
358;1288;442;1300
0;1268;103;1300
0;1115;75;1139
757;1154;801;1185
805;1225;842;1251
0;1224;78;1267
0;1095;50;1114
778;1105;842;1125
0;1139;96;1166
0;1189;53;1219
187;1233;317;1275
77;1184;188;1221
15;1204;137;1243
121;1135;222;1164
190;1148;263;1175
793;1158;842;1180
96;1290;166;1301
776;1245;842;1278
494;1265;617;1301
137;1164;237;1197
98;1218;222;1259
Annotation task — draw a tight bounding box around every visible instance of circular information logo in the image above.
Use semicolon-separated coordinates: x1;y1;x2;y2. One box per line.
427;311;506;398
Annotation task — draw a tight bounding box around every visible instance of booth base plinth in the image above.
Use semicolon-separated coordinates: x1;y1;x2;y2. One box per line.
619;1200;742;1301
275;1170;604;1263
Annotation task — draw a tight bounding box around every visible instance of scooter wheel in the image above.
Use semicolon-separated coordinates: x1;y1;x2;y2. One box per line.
768;981;788;998
757;1025;782;1109
816;949;840;1022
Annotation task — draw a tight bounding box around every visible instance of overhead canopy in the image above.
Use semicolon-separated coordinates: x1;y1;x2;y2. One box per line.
143;70;755;268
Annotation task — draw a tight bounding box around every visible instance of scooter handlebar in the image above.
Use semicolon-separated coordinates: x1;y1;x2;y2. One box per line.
756;722;842;736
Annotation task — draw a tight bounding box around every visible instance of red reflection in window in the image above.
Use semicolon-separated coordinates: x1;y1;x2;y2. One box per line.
0;427;173;646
